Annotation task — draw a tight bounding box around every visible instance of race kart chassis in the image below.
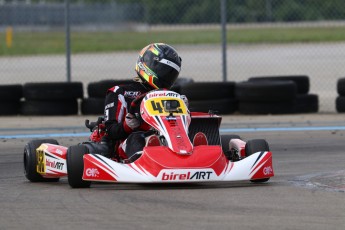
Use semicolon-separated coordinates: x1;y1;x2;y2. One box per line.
24;90;274;187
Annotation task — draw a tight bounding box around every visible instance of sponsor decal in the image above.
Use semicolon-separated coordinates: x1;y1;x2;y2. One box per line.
160;170;214;181
56;148;63;155
36;149;45;173
147;92;179;98
124;91;141;98
46;159;64;170
138;62;155;76
85;168;100;178
263;166;273;176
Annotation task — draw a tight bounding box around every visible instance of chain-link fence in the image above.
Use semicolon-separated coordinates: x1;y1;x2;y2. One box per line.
1;0;345;112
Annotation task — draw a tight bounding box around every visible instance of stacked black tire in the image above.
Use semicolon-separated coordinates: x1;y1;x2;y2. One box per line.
0;84;23;115
81;79;132;115
170;77;195;94
21;82;83;115
336;78;345;112
180;82;237;114
236;75;318;114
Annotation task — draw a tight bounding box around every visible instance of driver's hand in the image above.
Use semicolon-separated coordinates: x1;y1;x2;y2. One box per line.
124;113;140;130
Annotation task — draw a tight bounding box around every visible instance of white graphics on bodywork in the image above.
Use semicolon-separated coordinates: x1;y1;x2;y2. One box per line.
263;166;273;176
85;168;100;177
158;169;217;181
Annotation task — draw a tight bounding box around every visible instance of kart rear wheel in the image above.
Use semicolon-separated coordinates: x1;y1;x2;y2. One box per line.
67;144;91;188
245;139;270;183
220;134;241;160
24;139;60;182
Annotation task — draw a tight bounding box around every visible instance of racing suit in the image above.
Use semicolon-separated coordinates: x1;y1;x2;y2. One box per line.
104;81;151;160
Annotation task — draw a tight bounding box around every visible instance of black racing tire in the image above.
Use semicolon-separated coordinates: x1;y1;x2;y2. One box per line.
235;81;297;102
245;139;270;183
81;97;104;115
245;139;270;157
189;98;238;114
0;84;23;102
23;82;83;100
0;101;20;115
238;101;295;115
170;77;194;94
87;79;133;98
249;75;310;94
295;94;319;113
220;134;241;160
67;144;91;188
24;139;60;182
336;96;345;112
180;82;236;100
337;78;345;96
21;100;79;115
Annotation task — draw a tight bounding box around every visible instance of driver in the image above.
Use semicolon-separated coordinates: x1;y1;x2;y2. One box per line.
103;43;184;161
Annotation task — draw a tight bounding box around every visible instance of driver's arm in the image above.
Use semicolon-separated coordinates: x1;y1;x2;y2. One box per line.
104;87;132;140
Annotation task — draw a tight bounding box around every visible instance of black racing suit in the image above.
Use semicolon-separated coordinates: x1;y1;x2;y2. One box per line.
104;81;151;159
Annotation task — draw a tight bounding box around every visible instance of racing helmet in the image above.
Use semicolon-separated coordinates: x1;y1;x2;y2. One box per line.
135;43;182;89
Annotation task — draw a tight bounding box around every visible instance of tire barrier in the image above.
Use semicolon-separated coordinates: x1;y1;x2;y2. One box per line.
170;77;194;94
180;82;237;114
87;79;133;98
0;76;323;116
21;100;79;116
236;81;297;103
295;94;319;113
336;78;345;112
248;75;310;94
21;82;83;115
238;76;318;114
236;81;297;114
189;98;238;114
0;84;22;115
23;82;83;100
81;97;105;115
180;82;236;101
336;96;345;112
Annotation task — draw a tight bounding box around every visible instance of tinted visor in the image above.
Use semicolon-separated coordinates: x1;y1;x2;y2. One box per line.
154;65;179;89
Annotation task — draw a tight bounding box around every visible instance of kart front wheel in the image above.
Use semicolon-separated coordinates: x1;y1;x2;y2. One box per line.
67;144;91;188
24;139;60;182
245;139;270;183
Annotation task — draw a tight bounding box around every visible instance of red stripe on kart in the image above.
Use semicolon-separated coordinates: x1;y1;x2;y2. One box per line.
88;155;118;178
250;152;271;175
128;163;144;175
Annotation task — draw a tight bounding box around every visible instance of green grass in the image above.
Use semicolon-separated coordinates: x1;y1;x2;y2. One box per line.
1;26;345;56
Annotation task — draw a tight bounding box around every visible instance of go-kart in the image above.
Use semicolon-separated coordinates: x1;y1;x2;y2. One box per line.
24;90;274;188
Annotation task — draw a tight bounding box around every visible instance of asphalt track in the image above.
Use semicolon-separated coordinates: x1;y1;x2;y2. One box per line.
0;114;345;230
